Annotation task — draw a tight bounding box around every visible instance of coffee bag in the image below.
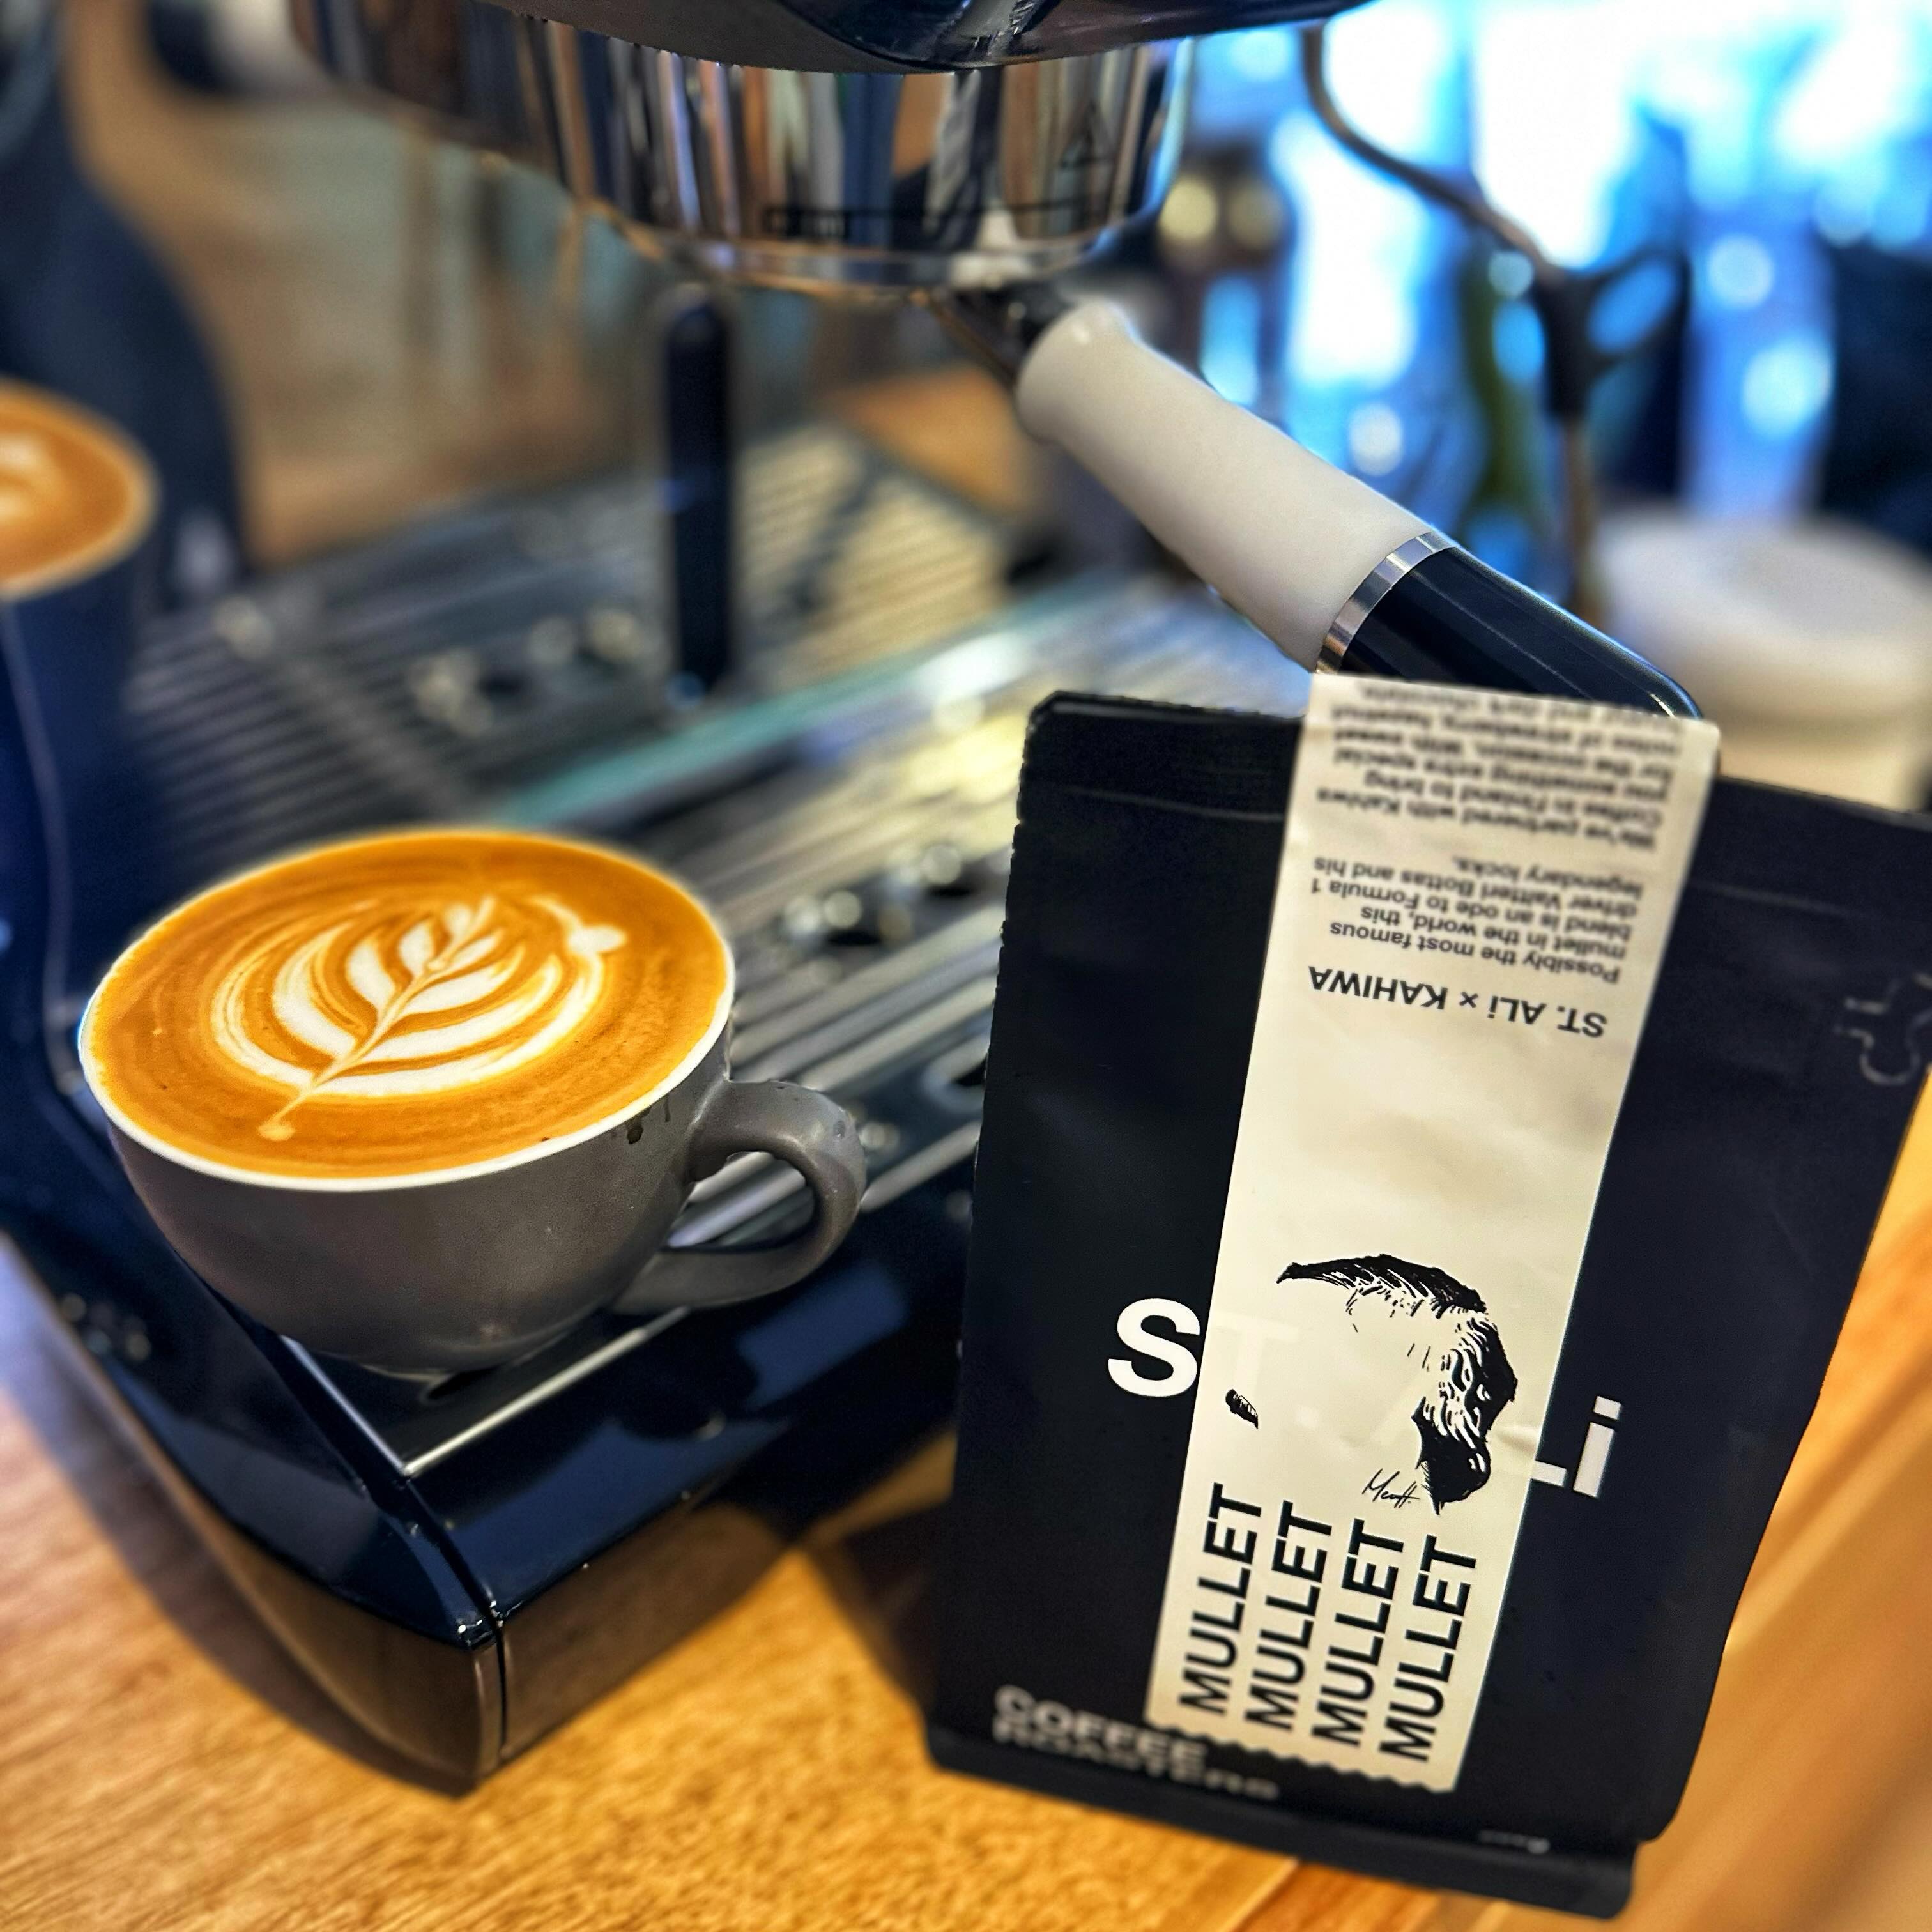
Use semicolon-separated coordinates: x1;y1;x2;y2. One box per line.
931;693;1932;1915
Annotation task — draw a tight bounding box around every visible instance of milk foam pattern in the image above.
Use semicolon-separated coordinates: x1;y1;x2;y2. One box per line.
211;891;627;1141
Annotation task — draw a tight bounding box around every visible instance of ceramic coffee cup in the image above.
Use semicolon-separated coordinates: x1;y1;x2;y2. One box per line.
77;828;867;1374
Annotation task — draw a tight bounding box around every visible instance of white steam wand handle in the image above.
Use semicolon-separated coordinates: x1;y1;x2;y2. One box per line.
1013;301;1432;671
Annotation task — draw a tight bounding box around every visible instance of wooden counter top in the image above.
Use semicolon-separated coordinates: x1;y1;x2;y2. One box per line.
3;1097;1930;1932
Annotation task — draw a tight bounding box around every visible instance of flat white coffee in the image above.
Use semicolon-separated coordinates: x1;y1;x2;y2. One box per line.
81;829;732;1182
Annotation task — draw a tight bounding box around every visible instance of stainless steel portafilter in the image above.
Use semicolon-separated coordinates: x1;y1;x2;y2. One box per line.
291;0;1193;292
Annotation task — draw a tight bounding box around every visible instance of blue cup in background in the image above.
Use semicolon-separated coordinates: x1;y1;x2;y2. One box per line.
0;379;160;1023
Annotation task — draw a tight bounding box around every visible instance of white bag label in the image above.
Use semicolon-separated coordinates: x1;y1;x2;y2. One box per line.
1141;679;1719;1790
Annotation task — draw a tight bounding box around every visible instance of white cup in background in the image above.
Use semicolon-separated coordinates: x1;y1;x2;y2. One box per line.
1600;510;1932;812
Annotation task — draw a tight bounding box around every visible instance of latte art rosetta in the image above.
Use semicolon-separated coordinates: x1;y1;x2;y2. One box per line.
80;829;732;1182
215;893;629;1140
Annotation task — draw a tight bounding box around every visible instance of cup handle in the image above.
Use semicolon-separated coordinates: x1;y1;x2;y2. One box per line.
615;1079;866;1312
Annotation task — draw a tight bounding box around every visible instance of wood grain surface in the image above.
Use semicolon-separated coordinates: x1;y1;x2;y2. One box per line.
3;1096;1929;1932
0;1271;1280;1932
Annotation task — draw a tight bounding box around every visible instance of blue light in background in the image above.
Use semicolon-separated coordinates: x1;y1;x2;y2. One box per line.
1273;116;1428;394
1471;0;1648;267
1190;26;1300;139
1590;254;1683;351
1492;302;1545;385
1266;0;1464;482
1740;330;1834;437
1200;278;1264;408
1181;0;1932;523
1772;6;1932;187
1706;233;1777;307
1225;27;1293;84
1346;401;1407;477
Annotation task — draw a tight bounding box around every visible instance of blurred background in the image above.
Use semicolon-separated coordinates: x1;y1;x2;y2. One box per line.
6;4;1932;1926
29;0;1932;811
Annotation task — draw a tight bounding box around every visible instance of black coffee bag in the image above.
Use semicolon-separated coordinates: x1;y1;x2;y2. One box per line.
931;693;1932;1916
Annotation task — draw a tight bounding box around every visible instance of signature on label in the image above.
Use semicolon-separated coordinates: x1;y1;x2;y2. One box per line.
1363;1467;1423;1510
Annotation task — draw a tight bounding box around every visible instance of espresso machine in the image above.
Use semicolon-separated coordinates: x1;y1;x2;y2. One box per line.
0;0;1687;1782
295;0;1692;709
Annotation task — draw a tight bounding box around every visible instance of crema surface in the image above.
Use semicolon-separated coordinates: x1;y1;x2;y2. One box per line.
0;382;152;595
82;831;730;1181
